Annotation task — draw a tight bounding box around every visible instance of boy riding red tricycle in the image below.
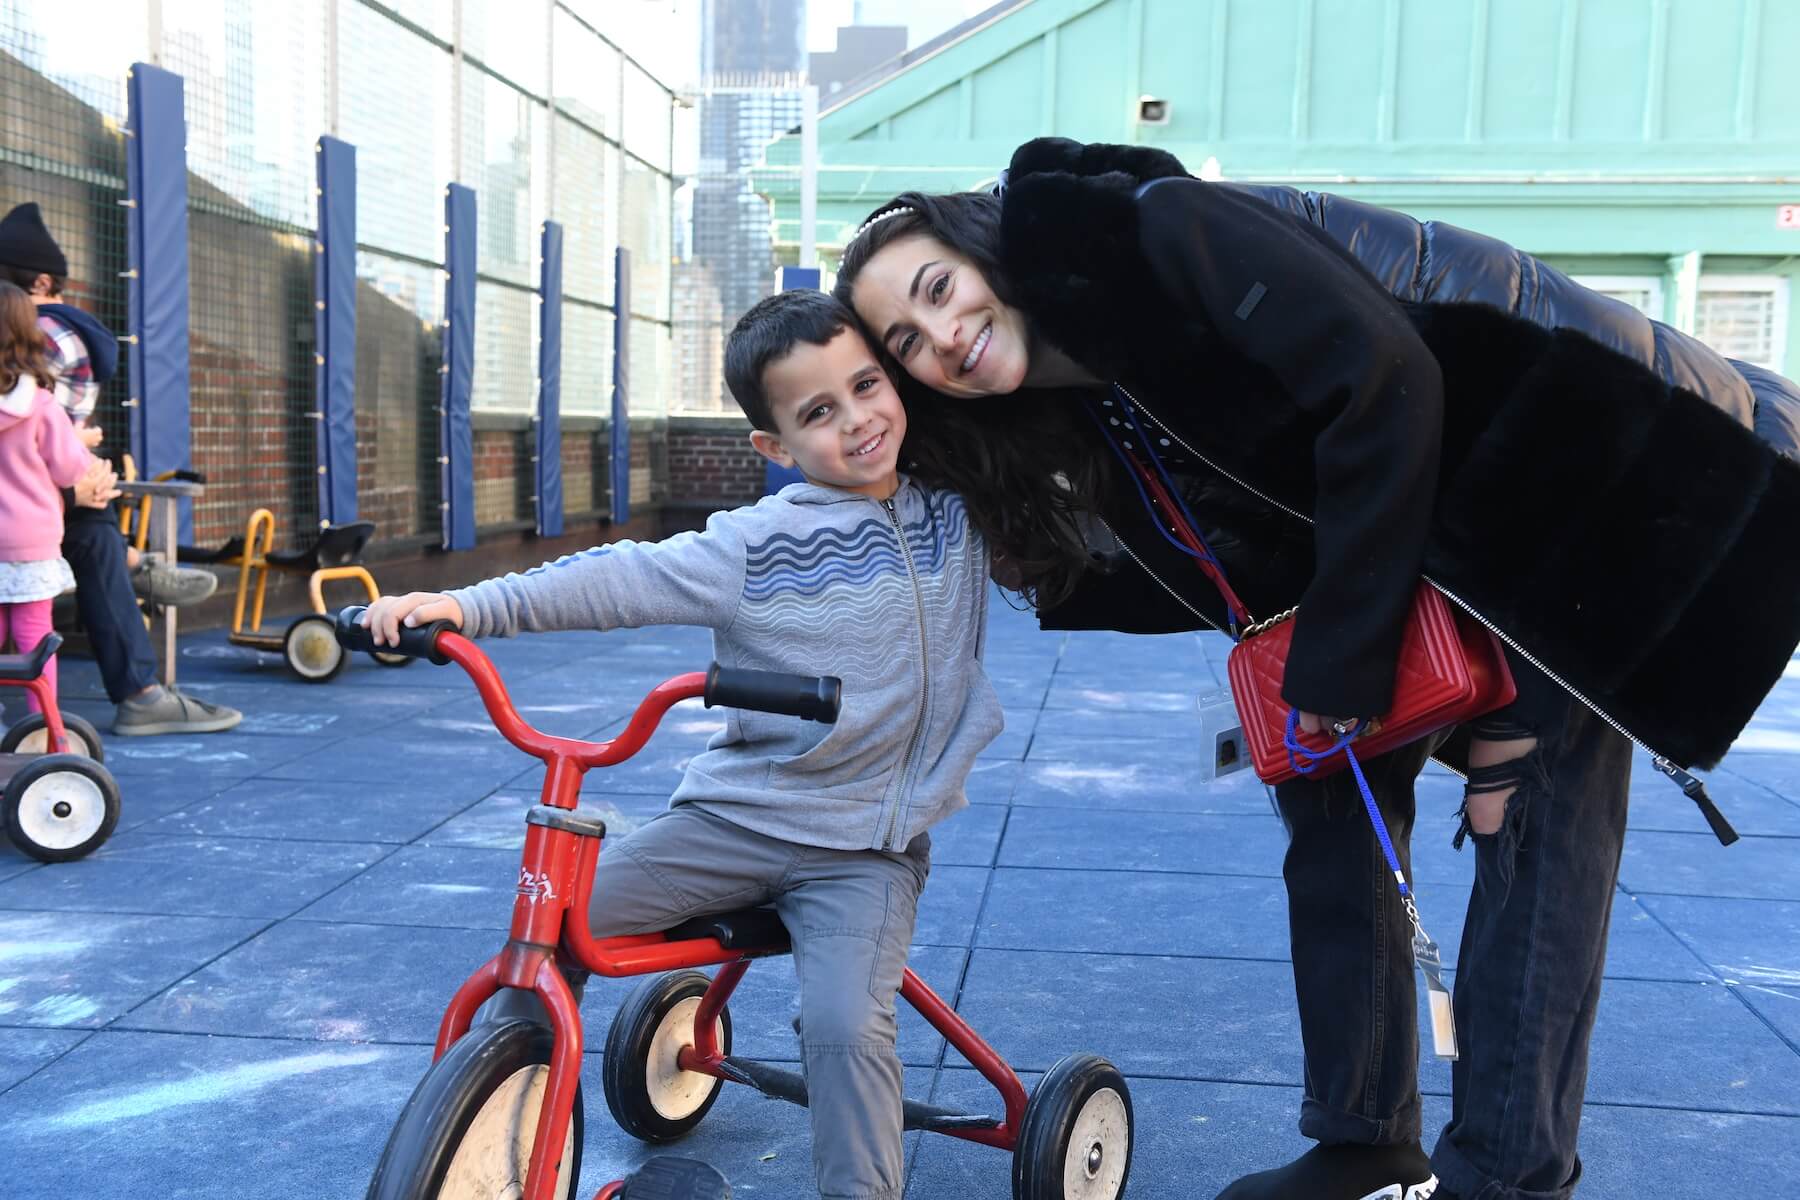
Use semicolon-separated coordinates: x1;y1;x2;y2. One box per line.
338;607;1132;1200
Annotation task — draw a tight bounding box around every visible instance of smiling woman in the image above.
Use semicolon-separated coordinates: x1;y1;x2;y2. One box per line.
834;137;1800;1200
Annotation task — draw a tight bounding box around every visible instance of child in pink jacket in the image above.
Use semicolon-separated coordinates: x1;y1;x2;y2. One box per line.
0;281;96;713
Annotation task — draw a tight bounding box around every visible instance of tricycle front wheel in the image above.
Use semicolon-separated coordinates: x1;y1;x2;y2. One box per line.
4;754;120;862
1012;1052;1133;1200
365;1018;584;1200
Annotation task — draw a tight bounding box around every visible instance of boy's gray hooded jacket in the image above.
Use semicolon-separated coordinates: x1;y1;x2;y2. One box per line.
450;477;1002;852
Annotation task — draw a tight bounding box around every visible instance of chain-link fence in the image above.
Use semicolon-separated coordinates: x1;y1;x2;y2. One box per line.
0;0;680;549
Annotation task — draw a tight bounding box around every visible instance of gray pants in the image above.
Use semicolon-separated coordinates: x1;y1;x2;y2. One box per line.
493;805;929;1200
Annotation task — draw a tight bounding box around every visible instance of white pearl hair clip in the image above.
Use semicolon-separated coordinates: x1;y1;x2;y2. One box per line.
852;205;916;240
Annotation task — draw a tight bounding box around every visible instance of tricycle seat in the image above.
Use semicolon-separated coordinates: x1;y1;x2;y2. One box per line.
0;633;61;682
663;906;791;952
268;521;376;571
178;535;245;565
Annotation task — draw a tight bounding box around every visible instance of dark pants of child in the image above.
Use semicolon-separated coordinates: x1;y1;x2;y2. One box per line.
1273;655;1631;1200
491;805;929;1200
61;507;159;703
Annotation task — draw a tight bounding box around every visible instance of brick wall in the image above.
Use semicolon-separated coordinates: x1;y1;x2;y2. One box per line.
472;428;527;527
665;416;764;512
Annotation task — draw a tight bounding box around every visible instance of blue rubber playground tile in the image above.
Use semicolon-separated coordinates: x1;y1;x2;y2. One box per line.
262;731;538;790
913;864;987;948
109;773;235;834
1032;704;1216;741
512;736;711;796
929;802;1005;866
0;910;264;1028
142;775;493;844
1735;983;1800;1047
710;943;968;1069
1619;831;1800;901
963;758;1020;805
0;1027;86;1091
0;855;41;883
0;1029;427;1198
979;722;1034;761
1026;731;1200;768
294;844;519;930
0;832;389;919
1422;888;1715;982
1009;757;1274;813
1041;677;1199;712
1575;1102;1800;1200
977;868;1290;961
1627;767;1800;837
574;1066;936;1200
99;731;320;784
422;789;674;848
427;690;642;739
1712;750;1800;797
1053;630;1207;674
997;808;1293;882
118;920;512;1043
1634;894;1800;986
952;948;1302;1081
910;1072;1311;1200
1584;978;1800;1112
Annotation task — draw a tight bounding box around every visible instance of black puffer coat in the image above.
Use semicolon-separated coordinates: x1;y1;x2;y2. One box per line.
1004;138;1800;770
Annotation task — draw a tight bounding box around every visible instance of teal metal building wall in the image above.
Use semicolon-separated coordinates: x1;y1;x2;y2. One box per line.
762;0;1800;373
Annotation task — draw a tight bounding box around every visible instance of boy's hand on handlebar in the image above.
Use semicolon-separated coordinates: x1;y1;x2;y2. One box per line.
361;592;464;647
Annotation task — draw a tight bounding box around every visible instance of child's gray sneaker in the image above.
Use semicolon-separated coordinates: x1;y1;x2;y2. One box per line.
113;686;242;736
131;553;218;608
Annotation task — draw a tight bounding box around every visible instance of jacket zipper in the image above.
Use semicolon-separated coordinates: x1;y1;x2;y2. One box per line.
1110;384;1735;839
883;494;931;851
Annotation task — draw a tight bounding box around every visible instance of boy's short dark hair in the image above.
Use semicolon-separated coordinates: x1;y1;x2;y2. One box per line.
0;263;63;296
725;289;862;431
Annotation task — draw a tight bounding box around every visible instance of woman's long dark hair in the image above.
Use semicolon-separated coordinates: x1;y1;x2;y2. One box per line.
834;192;1114;610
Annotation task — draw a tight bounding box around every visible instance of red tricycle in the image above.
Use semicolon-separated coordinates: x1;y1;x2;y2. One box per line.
336;607;1133;1200
0;633;119;862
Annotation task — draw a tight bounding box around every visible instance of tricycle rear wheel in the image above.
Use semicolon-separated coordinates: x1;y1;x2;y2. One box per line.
0;712;105;762
365;1018;584;1200
602;970;731;1143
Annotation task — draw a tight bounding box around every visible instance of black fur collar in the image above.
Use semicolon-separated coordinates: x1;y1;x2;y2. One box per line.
997;138;1194;389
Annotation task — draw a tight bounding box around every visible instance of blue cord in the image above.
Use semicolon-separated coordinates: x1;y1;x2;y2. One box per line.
1282;711;1411;898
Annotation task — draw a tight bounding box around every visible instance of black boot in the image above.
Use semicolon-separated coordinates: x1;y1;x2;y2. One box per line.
1215;1143;1439;1200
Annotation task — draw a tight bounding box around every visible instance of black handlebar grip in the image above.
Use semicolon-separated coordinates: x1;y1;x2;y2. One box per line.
704;665;842;724
334;605;456;665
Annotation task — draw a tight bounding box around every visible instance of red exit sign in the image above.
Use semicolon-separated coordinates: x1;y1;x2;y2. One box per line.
1781;205;1800;229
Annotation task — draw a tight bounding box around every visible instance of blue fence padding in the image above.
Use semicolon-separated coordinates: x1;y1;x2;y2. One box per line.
314;136;358;527
535;221;564;538
775;265;821;292
610;247;631;526
440;184;477;551
125;62;193;541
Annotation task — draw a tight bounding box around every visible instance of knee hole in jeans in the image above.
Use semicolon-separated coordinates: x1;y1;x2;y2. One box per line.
1463;732;1538;836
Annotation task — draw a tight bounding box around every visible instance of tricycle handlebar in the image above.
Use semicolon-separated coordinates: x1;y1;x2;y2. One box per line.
705;666;841;724
335;604;456;664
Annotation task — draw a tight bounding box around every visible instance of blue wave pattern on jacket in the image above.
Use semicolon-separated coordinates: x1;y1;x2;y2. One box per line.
449;476;1002;852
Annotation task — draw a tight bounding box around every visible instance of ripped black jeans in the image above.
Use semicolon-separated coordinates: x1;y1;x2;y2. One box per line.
1273;651;1631;1200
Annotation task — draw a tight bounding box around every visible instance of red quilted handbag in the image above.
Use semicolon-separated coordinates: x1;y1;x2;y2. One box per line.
1226;585;1517;785
1115;446;1516;785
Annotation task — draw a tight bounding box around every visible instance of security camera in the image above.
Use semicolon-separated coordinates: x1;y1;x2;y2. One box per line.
1137;95;1170;124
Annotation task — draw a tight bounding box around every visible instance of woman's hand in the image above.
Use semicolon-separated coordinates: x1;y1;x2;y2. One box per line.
1296;711;1358;737
360;592;463;646
76;422;104;449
